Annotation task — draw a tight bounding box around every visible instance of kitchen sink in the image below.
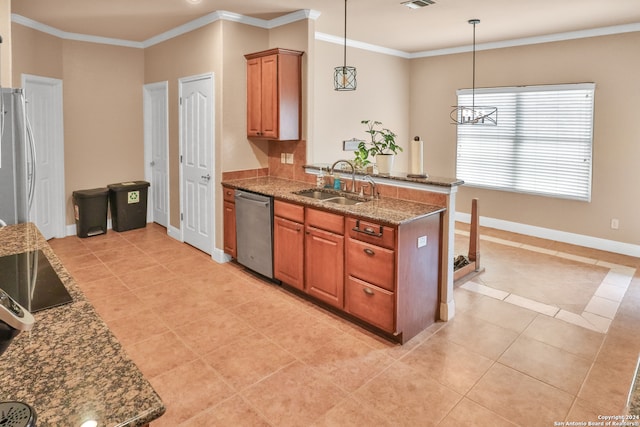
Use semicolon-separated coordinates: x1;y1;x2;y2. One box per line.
294;188;367;206
324;197;362;206
295;189;340;200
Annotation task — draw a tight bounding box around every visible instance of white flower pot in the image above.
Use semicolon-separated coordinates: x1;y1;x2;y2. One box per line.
375;154;394;175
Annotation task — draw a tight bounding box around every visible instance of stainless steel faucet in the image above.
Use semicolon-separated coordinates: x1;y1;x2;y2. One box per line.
330;160;356;193
363;175;379;200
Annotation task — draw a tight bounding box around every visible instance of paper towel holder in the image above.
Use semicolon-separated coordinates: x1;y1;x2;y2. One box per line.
407;136;428;179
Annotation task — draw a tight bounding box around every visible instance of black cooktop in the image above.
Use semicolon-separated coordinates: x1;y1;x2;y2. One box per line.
0;250;73;313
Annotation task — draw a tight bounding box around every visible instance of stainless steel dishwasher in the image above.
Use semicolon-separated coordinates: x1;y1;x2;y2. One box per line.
234;190;274;279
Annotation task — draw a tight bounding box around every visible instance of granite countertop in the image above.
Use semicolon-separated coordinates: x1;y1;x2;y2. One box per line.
222;176;445;225
0;223;165;426
304;164;465;188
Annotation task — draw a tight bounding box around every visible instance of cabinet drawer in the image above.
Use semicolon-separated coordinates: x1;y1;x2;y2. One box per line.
306;208;344;235
345;276;395;333
346;238;395;292
274;200;304;223
347;217;395;250
223;187;235;202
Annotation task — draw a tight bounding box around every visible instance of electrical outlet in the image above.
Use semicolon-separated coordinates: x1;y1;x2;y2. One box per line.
280;153;286;164
611;218;619;230
286;153;294;164
417;235;427;248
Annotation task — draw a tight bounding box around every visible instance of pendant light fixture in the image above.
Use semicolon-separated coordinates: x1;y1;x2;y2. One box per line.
450;19;497;125
334;0;357;91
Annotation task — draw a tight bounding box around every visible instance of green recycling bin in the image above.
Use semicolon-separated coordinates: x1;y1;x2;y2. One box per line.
72;187;109;238
107;181;150;232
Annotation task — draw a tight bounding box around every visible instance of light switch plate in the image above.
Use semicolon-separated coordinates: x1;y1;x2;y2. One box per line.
417;236;427;248
281;153;286;163
286;153;294;164
343;138;362;151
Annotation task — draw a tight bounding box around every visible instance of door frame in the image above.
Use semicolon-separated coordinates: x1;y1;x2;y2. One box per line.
21;74;66;239
143;81;169;228
178;72;215;257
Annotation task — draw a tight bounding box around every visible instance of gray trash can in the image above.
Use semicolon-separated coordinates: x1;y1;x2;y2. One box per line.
72;188;109;238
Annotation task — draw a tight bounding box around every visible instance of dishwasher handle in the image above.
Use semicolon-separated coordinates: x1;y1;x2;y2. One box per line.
235;191;270;207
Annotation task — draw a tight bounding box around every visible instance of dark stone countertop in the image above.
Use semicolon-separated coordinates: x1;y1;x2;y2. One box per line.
222;176;445;226
0;223;165;426
303;164;464;188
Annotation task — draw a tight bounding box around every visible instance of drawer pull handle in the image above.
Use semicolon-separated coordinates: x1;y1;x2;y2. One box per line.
352;220;383;238
363;287;374;296
364;248;375;256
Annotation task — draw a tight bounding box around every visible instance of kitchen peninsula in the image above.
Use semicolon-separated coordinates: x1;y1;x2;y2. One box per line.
0;223;165;426
222;171;462;343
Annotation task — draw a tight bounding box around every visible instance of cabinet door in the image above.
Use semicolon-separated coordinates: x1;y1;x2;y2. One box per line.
259;54;279;139
274;216;304;290
223;200;236;258
305;226;344;308
246;57;263;137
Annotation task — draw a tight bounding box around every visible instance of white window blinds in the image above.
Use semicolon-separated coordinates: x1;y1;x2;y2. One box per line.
455;83;595;201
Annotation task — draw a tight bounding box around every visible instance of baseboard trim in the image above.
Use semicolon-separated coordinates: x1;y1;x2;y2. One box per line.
455;212;640;257
167;225;182;241
212;248;232;264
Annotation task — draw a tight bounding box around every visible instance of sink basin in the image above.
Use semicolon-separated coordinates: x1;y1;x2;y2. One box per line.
294;188;367;206
324;197;362;206
295;189;339;200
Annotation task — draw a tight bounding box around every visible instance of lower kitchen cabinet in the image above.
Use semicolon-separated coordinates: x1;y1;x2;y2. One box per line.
304;208;345;309
222;187;236;258
345;276;395;332
273;205;305;290
223;186;442;344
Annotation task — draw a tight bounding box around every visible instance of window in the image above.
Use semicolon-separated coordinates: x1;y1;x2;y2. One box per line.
455;83;595;201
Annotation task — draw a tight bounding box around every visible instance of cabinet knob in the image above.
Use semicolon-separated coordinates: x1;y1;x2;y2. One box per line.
363;287;374;296
363;248;375;256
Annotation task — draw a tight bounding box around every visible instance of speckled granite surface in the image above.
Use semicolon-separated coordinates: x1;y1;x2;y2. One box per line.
222;176;445;225
0;223;165;426
304;164;465;188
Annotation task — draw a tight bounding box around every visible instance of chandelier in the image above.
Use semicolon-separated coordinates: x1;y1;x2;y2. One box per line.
450;19;497;125
334;0;357;91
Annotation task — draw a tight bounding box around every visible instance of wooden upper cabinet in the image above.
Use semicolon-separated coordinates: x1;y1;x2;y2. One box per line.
245;48;303;141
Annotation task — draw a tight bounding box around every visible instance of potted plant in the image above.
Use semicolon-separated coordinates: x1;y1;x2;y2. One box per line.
353;144;372;172
358;120;402;174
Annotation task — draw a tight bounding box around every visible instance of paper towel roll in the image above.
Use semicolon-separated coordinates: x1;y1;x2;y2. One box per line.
410;136;424;176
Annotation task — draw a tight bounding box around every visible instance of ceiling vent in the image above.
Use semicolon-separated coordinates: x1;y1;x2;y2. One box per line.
401;0;435;9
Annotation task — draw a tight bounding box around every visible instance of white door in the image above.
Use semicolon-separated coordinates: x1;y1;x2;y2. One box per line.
143;82;169;228
22;75;65;240
179;74;214;254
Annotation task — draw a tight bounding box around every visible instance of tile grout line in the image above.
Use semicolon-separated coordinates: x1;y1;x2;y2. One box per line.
455;229;637;333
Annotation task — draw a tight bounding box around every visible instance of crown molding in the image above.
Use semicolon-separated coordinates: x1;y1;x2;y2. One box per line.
12;11;639;55
11;14;144;48
316;22;640;59
411;22;640;58
315;32;411;59
11;9;321;49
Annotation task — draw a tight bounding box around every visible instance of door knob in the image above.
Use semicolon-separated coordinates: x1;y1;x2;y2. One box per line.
201;174;211;181
150;161;156;167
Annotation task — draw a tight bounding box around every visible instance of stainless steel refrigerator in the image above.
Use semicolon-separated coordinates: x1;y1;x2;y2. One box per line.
0;88;36;227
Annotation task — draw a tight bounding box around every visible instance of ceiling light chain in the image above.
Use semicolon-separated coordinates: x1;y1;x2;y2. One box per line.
334;0;357;91
450;19;498;125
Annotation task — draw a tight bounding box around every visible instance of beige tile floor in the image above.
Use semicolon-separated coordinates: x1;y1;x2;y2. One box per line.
48;223;640;426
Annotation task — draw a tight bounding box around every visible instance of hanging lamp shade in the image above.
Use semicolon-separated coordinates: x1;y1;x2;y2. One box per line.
451;19;497;125
334;0;356;91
